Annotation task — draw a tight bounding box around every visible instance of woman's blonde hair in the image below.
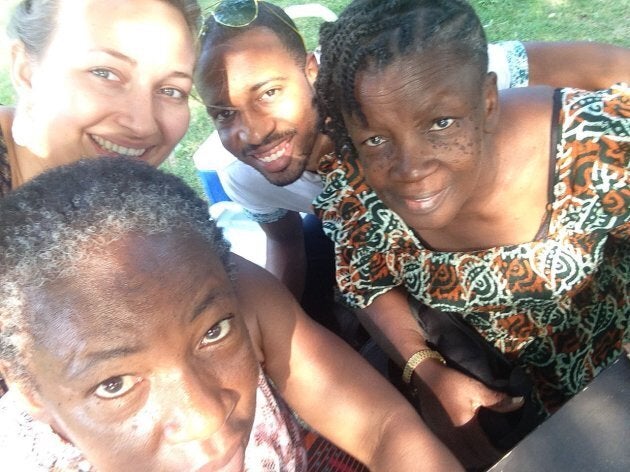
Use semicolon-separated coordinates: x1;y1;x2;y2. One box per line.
8;0;202;59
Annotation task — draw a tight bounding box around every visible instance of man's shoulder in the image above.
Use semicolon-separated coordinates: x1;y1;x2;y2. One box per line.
221;162;323;216
220;160;285;201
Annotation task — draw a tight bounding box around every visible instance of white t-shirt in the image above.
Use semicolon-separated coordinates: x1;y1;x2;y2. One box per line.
193;41;529;223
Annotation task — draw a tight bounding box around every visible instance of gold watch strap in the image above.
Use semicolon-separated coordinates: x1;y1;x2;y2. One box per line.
402;349;446;385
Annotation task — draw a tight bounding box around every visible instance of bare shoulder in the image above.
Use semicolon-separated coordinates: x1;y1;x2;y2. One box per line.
488;87;556;241
230;252;290;303
229;253;300;360
499;85;555;121
496;86;555;168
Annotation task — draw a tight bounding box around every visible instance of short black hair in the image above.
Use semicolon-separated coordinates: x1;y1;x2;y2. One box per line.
316;0;488;157
0;157;230;384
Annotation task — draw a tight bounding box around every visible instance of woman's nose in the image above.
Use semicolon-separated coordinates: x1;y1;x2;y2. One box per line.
115;93;160;137
161;374;235;445
391;136;438;181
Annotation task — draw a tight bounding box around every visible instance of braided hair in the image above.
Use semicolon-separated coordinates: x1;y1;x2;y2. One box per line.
316;0;488;158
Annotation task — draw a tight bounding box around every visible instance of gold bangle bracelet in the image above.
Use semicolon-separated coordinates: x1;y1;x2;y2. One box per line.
401;349;446;385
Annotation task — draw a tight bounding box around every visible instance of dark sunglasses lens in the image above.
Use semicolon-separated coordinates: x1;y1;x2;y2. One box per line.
214;0;258;27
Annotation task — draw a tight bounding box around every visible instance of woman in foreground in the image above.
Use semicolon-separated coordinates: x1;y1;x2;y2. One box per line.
0;157;462;471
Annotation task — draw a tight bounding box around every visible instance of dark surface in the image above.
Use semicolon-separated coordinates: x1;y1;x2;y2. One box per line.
488;354;630;472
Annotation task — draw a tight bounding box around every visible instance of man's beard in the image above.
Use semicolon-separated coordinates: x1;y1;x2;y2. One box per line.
265;155;309;187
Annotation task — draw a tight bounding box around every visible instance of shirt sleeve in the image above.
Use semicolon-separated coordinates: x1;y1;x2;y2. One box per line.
219;162;289;223
488;41;529;90
315;154;412;308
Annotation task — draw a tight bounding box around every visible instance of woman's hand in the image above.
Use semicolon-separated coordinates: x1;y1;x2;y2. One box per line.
412;359;524;468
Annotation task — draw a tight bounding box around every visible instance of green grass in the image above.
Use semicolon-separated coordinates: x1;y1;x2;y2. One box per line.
1;0;628;196
473;0;630;44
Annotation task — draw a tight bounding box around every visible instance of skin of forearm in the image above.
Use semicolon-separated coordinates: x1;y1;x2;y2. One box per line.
265;240;306;300
357;287;430;367
525;41;630;90
368;412;464;472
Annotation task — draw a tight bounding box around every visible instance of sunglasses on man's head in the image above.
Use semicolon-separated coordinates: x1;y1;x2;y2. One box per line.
200;0;305;49
206;0;259;28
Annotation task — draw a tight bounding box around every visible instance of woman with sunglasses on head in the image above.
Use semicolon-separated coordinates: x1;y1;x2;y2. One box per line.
314;0;629;468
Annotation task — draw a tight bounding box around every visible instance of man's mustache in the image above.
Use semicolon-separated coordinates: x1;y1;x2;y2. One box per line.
243;129;297;154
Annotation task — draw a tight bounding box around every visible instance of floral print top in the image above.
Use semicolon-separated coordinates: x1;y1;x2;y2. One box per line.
314;85;630;416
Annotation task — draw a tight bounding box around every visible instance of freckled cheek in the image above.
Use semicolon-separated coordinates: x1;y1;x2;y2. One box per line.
435;129;481;169
365;159;389;174
447;138;477;166
358;158;388;189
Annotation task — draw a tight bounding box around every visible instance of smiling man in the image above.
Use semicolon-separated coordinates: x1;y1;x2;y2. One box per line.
195;3;342;335
194;2;528;337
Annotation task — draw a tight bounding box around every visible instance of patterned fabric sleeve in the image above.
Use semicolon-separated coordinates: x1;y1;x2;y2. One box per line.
501;40;528;88
244;371;307;471
315;153;410;308
553;84;629;237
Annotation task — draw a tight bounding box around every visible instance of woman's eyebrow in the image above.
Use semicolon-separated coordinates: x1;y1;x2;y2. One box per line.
64;345;145;381
88;47;136;65
190;286;233;322
87;48;193;80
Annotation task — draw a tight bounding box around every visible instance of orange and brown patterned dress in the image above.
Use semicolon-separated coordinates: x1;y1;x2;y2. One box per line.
315;85;629;417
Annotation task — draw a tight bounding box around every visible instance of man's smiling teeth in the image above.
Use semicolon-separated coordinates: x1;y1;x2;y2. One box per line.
256;141;290;163
92;135;146;157
259;149;284;163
